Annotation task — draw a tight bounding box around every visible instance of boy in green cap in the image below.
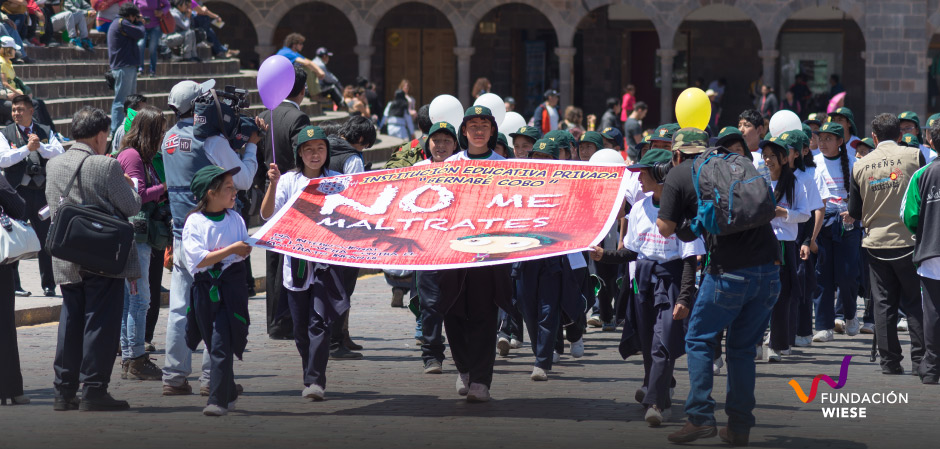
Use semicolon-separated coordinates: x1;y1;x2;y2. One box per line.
578;131;605;161
451;105;503;161
648;123;680;152
898;111;935;162
715;126;749;159
414;121;458;166
494;133;511;159
509;126;540;159
530;138;560;160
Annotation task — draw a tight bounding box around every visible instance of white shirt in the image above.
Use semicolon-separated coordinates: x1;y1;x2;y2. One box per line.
413;159;431;167
445;150;506;161
182;209;249;275
751;151;770;182
813;151;856;219
918;258;940;280
795;167;828;211
343;153;365;174
271;170;340;291
201;131;258;191
920;144;937;163
0;124;65;185
769;179;812;241
545;104;559;131
623;170;650;206
625;196;705;262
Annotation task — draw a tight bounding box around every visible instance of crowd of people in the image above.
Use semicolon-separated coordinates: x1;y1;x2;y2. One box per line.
0;25;939;449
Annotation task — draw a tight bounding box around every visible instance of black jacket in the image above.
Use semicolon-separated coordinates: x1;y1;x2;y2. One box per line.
260;102;311;174
327;135;362;174
1;123;52;188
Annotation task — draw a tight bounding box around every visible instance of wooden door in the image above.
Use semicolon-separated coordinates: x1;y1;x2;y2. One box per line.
385;28;421;103
420;29;455;105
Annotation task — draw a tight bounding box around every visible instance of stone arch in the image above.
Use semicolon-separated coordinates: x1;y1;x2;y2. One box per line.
265;0;368;46
762;0;865;50
204;1;259;68
270;2;360;89
364;0;465;46
465;0;569;47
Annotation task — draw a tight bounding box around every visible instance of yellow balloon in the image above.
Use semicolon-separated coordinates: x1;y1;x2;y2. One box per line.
675;88;711;130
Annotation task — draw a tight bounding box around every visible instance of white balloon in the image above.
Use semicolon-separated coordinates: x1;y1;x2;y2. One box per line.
498;112;527;147
473;93;506;126
589;148;626;165
429;95;464;130
769;110;803;137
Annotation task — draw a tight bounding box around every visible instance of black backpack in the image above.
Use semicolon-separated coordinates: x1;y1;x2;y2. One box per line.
689;147;776;236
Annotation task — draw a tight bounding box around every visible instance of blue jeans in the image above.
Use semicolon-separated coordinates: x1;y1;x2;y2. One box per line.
1;23;26;57
685;263;780;435
97;22;112;34
122;243;151;359
138;26;162;74
162;237;211;387
813;224;861;330
8;14;27;40
193;14;226;55
110;66;137;133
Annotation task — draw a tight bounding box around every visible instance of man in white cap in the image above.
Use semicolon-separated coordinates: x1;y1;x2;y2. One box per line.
159;79;261;396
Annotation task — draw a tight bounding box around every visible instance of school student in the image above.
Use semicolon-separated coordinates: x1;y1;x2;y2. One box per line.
760;135;811;362
260;126;348;399
811;122;861;343
182;166;252;416
592;147;704;427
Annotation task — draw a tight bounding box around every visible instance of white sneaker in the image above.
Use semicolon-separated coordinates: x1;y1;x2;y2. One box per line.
587;315;602;327
861;323;875;334
755;344;763;360
466;383;490;402
552;351;561;364
794;335;813;347
845;318;860;336
530;366;548;381
645;405;671;427
302;384;325;401
456;373;470;396
203;404;228;416
834;318;846;334
813;329;835;342
227;399;237;411
570;338;584;358
509;338;523;349
713;357;724;375
767;347;782;362
781;348;792;356
898;318;909;332
497;337;510;357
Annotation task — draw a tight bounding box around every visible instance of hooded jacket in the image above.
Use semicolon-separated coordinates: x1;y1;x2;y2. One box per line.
327;135;360;174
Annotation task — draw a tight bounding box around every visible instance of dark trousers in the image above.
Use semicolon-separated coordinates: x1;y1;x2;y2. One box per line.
497;305;524;342
441;267;503;388
145;247;164;343
796;250;816;337
287;288;333;389
416;271;446;364
12;186;53;291
591;259;620;322
633;295;656;389
644;304;685;410
207;300;237;407
515;261;563;370
54;275;123;399
0;265;23;400
265;251;292;335
813;225;860;330
770;241;797;351
919;276;940;380
868;248;925;372
555;312;585;353
193;14;226;56
330;267;359;349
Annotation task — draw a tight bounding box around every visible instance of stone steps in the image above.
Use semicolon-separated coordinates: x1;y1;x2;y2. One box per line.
30;72;257;100
16;59;240;81
25;44;211;63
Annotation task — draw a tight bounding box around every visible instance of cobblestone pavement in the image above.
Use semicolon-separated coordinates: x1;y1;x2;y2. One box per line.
1;273;936;449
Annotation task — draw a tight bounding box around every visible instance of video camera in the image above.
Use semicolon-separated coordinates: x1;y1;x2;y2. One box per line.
650;161;672;184
192;85;258;150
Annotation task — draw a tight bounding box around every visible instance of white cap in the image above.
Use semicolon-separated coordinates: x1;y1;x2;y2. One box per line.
1;36;20;51
588;148;626;165
168;79;216;115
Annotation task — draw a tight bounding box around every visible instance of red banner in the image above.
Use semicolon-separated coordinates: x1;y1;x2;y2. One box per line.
249;160;628;269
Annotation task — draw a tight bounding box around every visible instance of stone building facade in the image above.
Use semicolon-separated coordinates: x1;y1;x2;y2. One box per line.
205;0;940;134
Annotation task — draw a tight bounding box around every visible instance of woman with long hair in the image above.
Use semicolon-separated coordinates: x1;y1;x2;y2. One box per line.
116;106;167;380
472;77;491;100
379;89;415;140
398;79;417;120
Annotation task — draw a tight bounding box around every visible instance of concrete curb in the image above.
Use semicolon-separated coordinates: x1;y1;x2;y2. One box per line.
14;268;382;328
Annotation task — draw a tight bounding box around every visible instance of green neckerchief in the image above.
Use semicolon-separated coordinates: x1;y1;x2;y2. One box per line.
208;267;222;302
203;210;225;222
468;149;494;160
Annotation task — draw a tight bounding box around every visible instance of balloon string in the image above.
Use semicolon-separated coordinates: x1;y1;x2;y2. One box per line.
270;112;276;166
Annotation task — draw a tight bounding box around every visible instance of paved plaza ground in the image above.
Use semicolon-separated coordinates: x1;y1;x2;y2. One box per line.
3;262;937;448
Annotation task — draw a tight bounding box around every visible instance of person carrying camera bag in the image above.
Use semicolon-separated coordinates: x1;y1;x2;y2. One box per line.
44;107;141;411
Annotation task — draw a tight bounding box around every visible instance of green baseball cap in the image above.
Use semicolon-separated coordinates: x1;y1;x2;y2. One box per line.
759;135;793;152
901;133;921;148
627;147;672;172
715;126;746;148
509;125;540;142
578;131;604;151
650;123;680;142
898;111;921;128
295;125;328;149
928;113;940;129
428;121;458;141
672;127;708;154
544;130;569;147
530;138;559;159
857;137;875;150
818;122;844;138
804;113;825;126
191;165;241;201
458;105;499;149
496;132;509;150
829;107;857;136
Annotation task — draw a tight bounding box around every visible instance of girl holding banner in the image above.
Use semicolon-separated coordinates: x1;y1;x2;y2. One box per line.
259;126;347;401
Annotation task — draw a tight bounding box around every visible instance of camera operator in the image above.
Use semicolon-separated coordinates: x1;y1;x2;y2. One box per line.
160;79;264;396
0;94;64;298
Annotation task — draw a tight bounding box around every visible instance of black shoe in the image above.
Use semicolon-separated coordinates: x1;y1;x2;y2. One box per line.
53;396;80;411
343;336;363;351
329;346;363;360
922;375;939;385
14;289;31;297
882;365;904;375
43;288;56;297
79;393;130;411
391;288;404;308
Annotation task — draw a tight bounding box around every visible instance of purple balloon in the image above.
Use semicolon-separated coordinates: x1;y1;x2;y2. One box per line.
257;55;295;110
